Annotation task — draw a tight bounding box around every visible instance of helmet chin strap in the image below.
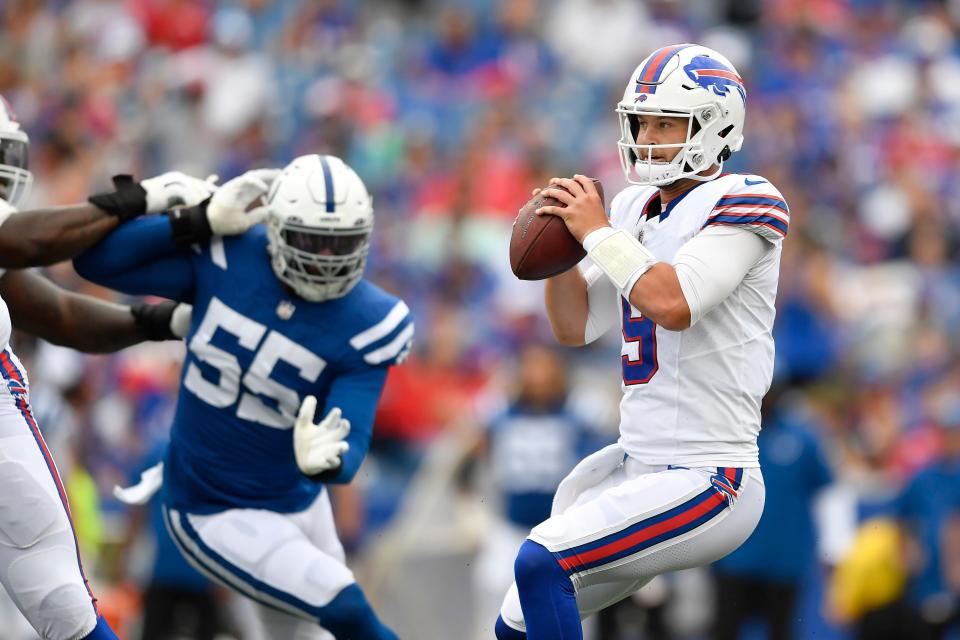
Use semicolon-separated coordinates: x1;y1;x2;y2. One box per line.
634;156;723;187
687;161;724;183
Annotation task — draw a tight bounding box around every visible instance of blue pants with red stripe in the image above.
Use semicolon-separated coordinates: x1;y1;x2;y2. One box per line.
497;450;764;639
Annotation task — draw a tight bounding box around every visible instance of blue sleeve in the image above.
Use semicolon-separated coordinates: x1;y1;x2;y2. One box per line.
73;216;195;302
313;364;389;484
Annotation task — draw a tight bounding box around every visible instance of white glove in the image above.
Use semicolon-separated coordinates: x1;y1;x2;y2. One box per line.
293;395;350;476
206;168;282;235
169;303;193;339
140;171;217;214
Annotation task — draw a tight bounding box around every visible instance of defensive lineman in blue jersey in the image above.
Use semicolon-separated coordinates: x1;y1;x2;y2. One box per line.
76;155;412;639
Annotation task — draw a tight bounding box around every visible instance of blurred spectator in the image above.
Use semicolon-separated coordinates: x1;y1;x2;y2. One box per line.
167;6;275;145
374;302;490;448
130;0;211;51
544;0;651;83
891;407;960;639
712;390;833;640
469;344;608;639
828;517;909;640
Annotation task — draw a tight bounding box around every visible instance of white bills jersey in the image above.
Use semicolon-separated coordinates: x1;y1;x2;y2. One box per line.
589;173;788;467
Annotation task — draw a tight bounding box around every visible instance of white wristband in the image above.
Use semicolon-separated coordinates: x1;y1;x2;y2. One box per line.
582;226;618;252
584;227;658;293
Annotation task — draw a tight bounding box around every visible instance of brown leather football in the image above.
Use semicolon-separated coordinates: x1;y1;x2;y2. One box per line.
509;178;605;280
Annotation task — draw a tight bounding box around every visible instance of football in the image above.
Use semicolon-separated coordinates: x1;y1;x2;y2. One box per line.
509;178;605;280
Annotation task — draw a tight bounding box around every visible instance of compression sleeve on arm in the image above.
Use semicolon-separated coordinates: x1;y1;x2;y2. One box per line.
672;225;769;326
311;365;390;484
582;262;619;343
73;215;196;301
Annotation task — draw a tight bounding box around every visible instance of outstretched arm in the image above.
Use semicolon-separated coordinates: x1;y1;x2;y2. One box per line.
0;204;121;268
1;270;188;353
0;171;217;269
307;365;390;485
73;215;196;301
74;168;283;300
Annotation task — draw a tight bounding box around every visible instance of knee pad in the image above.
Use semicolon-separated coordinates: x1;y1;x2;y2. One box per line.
8;545;96;640
36;583;98;640
0;459;65;549
495;615;528;640
498;583;526;635
514;540;570;594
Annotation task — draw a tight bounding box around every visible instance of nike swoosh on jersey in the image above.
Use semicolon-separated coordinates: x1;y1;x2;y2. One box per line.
743;178;767;186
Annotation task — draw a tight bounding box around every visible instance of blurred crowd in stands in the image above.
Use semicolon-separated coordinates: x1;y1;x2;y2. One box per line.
5;0;960;638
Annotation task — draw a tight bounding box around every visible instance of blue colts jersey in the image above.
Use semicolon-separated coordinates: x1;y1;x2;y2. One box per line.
488;402;602;528
75;221;413;514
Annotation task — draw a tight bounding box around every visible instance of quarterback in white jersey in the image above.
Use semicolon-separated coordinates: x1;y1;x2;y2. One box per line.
496;44;786;640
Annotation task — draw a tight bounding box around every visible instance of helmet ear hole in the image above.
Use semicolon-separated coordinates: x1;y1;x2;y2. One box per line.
716;126;734;163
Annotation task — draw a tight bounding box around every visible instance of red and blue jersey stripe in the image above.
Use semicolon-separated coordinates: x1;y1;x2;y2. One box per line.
553;468;743;576
703;193;790;237
635;44;694;95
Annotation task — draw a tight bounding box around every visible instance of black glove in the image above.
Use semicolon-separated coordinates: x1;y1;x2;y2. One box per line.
88;175;146;222
167;200;213;249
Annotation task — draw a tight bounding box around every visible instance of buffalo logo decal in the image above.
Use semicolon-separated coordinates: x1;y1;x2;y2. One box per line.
683;56;746;102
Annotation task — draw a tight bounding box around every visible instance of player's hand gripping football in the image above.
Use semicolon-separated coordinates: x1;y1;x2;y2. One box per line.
140;171;218;214
537;174;610;244
294;395;350;476
206;168;282;235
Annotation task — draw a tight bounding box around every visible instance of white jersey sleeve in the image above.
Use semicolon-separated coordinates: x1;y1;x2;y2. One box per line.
700;175;789;243
673;225;769;326
582;262;618;343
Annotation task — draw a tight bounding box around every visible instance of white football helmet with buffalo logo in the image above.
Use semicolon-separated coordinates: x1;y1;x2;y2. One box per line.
0;96;32;206
266;154;374;302
616;44;746;186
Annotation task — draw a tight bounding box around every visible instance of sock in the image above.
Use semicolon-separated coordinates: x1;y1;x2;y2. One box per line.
81;616;120;639
514;540;582;640
320;583;398;640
